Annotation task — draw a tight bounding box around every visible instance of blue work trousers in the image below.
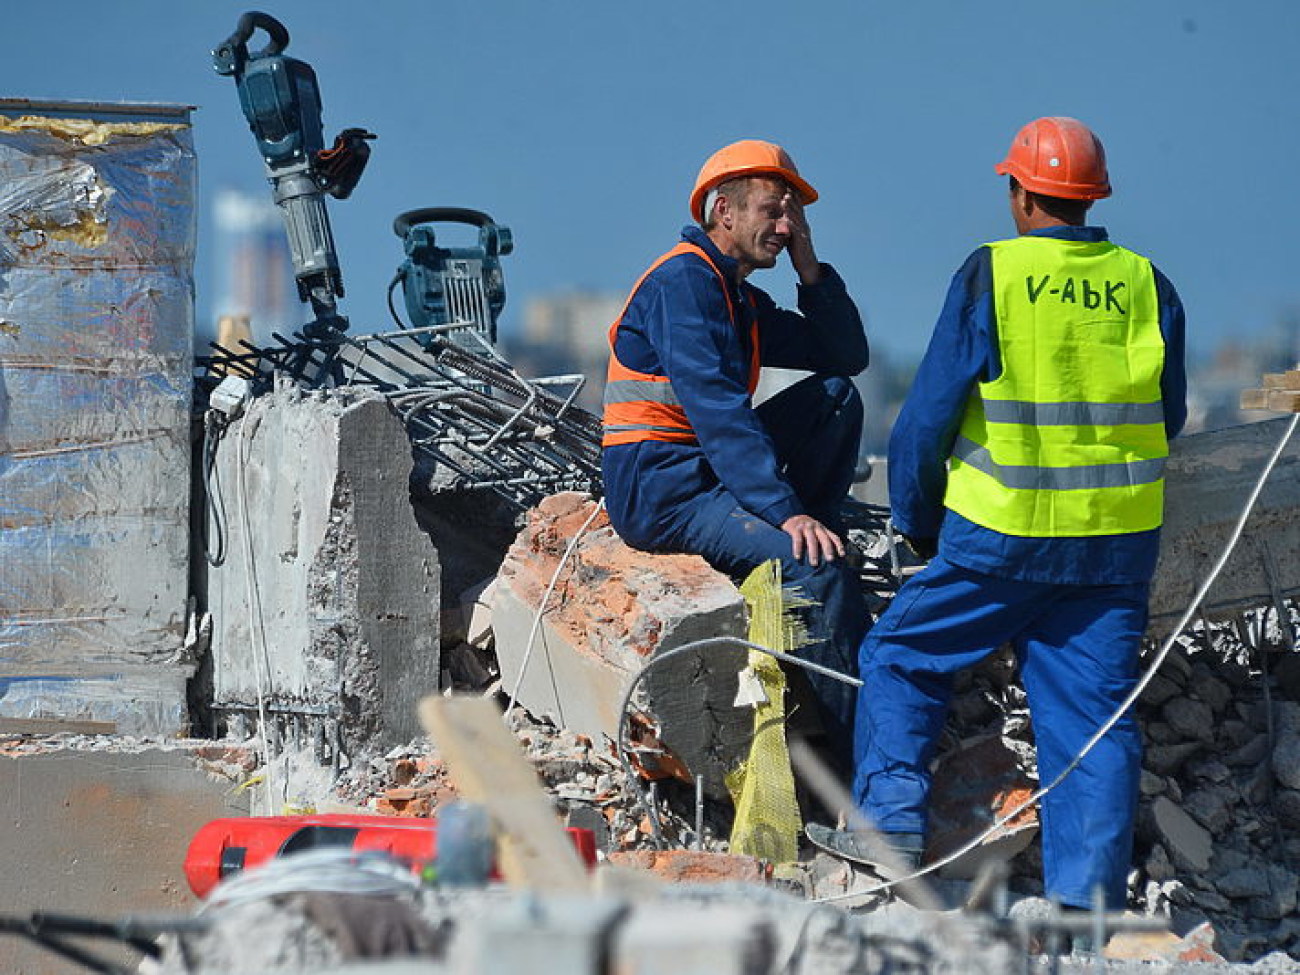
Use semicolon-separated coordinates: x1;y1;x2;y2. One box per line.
660;375;867;764
853;556;1146;908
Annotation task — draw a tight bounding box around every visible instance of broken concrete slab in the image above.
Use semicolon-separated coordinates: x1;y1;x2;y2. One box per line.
1151;417;1300;633
491;493;749;797
206;381;440;757
1150;796;1213;874
461;577;496;648
611;901;772;975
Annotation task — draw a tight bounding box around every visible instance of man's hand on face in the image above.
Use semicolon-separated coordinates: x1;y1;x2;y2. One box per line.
783;192;821;286
781;514;844;566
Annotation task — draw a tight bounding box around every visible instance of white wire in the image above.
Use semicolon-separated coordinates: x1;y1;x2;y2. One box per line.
200;847;421;912
504;497;607;720
235;405;280;815
817;412;1300;904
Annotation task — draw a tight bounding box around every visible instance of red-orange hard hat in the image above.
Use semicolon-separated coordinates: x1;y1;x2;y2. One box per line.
689;139;818;223
994;117;1112;201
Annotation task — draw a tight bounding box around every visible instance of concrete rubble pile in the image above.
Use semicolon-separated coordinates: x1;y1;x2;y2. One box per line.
154;867;1029;975
272;476;1297;969
915;620;1300;963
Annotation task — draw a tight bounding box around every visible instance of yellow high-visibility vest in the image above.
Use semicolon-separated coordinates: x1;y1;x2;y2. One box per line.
944;234;1168;537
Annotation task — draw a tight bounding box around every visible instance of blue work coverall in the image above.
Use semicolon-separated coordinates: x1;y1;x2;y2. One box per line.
602;225;870;755
854;226;1187;908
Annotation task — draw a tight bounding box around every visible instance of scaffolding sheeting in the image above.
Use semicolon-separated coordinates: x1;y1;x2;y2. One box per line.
0;100;196;735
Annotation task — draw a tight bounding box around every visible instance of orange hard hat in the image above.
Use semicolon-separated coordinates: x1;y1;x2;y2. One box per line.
689;139;818;223
994;117;1112;201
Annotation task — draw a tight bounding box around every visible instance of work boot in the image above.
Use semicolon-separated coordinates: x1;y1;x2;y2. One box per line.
1061;906;1099;957
804;823;924;878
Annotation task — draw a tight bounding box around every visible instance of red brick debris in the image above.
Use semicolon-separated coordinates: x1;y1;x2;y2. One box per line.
607;849;772;886
499;492;729;659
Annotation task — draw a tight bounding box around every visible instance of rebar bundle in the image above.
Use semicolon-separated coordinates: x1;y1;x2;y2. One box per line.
195;325;603;513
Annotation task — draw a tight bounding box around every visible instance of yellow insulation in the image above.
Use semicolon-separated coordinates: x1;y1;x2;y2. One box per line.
0;114;185;146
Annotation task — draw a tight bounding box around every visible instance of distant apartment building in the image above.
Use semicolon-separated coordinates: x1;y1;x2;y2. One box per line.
504;290;623;412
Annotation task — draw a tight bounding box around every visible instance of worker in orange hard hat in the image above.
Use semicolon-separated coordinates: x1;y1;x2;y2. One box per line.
994;115;1113;201
809;117;1188;951
602;139;871;766
688;139;819;224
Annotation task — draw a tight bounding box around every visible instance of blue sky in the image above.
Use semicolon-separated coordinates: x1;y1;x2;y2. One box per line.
6;1;1299;364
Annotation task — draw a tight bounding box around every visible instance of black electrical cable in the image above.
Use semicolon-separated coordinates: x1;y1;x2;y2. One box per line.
386;273;407;330
201;411;230;567
0;917;132;975
1;912;209;975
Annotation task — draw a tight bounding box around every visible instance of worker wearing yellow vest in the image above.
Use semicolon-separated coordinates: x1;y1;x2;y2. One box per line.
602;140;870;763
808;118;1188;921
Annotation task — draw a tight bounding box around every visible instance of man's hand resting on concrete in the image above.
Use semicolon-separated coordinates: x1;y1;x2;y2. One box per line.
781;514;844;566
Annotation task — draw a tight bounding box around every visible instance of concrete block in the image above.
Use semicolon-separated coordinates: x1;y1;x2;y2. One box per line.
1151;417;1300;634
1276;701;1300;738
207;383;440;755
1162;697;1215;743
1218;865;1271;900
462;577;497;648
1182;787;1231;834
611;902;772;975
1252;865;1299;919
492;493;748;796
454;895;625;975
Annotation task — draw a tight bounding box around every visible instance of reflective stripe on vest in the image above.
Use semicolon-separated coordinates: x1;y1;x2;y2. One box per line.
944;235;1168;537
602;242;760;448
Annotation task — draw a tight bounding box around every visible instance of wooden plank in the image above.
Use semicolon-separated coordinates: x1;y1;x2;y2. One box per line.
0;717;117;736
1267;389;1300;413
1241;388;1271;410
1263;370;1300;390
1241;387;1300;412
418;694;588;892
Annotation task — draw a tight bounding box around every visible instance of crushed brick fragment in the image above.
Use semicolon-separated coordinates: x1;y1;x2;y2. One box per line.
607;850;771;886
391;758;418;785
1106;921;1225;963
374;787;433;817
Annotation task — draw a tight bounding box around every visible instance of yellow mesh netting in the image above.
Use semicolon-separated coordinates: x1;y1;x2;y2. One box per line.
725;559;804;863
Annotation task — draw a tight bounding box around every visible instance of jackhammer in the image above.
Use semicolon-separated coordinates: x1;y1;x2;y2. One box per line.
211;10;374;337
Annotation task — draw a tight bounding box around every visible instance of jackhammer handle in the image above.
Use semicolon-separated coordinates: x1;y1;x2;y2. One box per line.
392;207;496;238
219;10;290;60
